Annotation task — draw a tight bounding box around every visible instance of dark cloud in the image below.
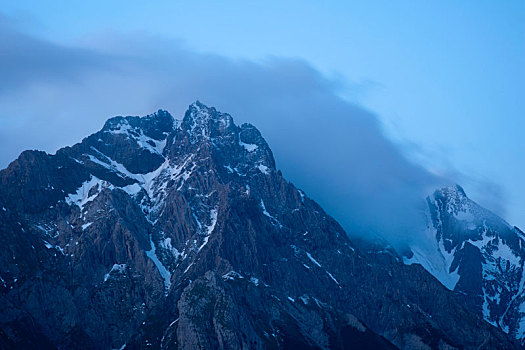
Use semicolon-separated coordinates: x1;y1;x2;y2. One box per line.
0;19;449;248
0;15;115;93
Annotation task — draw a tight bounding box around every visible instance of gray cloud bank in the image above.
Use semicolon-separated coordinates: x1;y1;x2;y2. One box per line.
0;16;455;248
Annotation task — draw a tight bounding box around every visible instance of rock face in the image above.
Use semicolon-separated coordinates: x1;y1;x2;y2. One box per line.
0;102;518;349
405;185;525;343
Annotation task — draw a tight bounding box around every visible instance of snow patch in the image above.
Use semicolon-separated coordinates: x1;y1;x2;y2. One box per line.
326;271;340;285
66;176;108;211
183;262;194;274
239;141;258;152
197;208;218;252
104;264;127;282
160;237;182;262
146;237;171;292
305;252;322;267
121;183;142;196
299;295;310;304
404;222;460;290
260;200;282;227
222;271;244;281
257;164;269;174
42;240;65;255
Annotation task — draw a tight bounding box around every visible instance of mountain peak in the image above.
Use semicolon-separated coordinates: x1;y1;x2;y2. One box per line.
182;101;234;135
102;109;174;141
408;182;525;340
170;102;276;174
190;100;207;109
434;184;467;200
429;184;472;217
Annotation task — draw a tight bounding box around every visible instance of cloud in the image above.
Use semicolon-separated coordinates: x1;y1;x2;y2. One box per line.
0;15;114;93
0;17;449;249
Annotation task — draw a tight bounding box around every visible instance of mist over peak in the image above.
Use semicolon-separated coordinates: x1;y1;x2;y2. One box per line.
0;17;506;250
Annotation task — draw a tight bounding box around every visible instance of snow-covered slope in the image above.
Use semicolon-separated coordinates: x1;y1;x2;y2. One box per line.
405;185;525;342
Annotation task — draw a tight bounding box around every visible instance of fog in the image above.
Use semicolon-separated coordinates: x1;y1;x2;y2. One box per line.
0;18;459;249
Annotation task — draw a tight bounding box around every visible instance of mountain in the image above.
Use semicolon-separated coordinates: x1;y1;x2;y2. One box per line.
405;184;525;343
0;102;517;349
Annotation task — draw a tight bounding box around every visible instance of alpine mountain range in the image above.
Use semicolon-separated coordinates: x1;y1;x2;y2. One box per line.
0;102;523;349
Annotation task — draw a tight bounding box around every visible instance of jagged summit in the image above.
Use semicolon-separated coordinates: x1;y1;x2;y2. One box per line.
100;101;233;142
183;101;231;133
407;183;525;341
173;102;276;173
429;185;474;224
434;184;467;200
428;184;514;238
102;109;175;140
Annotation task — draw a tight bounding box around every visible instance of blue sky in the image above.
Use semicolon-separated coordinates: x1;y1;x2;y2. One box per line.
1;1;524;232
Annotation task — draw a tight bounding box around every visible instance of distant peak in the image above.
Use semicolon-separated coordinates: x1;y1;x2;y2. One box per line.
187;100;215;115
182;101;233;134
151;109;172;118
428;184;471;214
190;100;206;108
187;100;212;115
435;184;467;199
102;110;174;140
